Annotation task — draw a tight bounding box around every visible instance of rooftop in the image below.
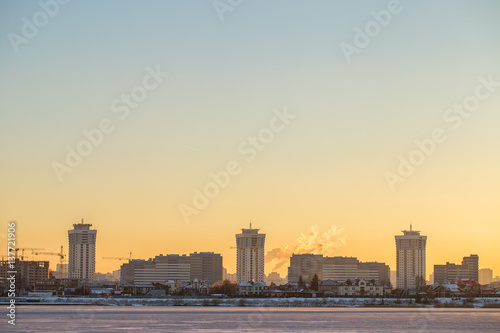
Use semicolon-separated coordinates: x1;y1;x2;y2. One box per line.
401;224;421;236
72;219;93;229
238;223;263;234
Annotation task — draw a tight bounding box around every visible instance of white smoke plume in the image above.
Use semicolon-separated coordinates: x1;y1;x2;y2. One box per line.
265;225;346;273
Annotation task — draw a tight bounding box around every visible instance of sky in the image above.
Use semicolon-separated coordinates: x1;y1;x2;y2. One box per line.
0;0;499;279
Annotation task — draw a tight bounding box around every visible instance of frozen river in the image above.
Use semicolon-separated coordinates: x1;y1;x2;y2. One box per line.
3;306;500;332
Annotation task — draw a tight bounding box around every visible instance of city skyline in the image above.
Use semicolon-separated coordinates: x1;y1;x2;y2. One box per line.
1;0;499;284
15;220;497;284
1;1;499;330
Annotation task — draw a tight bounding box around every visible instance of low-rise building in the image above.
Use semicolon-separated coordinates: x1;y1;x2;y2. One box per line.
337;279;384;297
121;284;155;296
89;287;114;296
430;283;462;298
452;279;481;296
318;279;340;294
180;279;210;295
239;281;267;296
383;285;392;296
481;287;500;296
262;289;287;297
32;278;79;295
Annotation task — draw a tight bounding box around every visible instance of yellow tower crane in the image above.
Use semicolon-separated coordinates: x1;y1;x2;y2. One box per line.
32;245;66;266
14;248;45;260
102;252;133;262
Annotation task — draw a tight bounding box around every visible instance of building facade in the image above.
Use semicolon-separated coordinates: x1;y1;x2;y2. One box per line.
236;224;265;283
390;270;397;287
153;254;191;282
0;259;49;289
395;225;427;290
54;263;69;279
287;255;390;285
462;255;479;281
288;253;324;283
434;254;479;284
323;257;390;285
223;268;237;282
264;272;287;286
479;268;493;285
188;252;223;285
358;262;391;285
121;252;222;285
68;221;97;280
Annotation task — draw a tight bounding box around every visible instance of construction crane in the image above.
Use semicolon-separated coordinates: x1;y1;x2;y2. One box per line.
32;246;66;266
102;252;133;262
13;248;45;260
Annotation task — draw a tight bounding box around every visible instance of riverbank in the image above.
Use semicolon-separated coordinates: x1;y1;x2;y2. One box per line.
2;296;500;308
9;306;500;332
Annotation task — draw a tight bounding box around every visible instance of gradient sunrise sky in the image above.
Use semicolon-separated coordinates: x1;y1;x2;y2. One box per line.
0;0;499;278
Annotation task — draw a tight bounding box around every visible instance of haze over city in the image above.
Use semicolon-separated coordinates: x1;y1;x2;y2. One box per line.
2;1;500;332
1;0;499;280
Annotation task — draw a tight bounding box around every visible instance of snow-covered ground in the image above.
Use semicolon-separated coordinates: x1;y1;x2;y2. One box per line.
2;296;500;308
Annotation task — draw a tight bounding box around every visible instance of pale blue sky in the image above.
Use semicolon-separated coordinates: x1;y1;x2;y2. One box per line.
1;1;499;157
1;1;499;274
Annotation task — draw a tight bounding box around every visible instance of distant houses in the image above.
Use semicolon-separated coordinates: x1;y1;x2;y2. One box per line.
240;278;390;298
238;281;267;296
